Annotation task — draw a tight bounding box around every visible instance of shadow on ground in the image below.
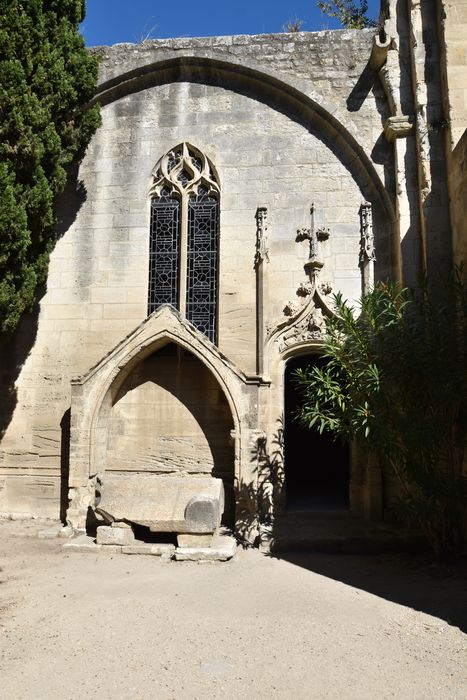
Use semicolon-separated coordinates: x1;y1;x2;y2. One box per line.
268;549;467;633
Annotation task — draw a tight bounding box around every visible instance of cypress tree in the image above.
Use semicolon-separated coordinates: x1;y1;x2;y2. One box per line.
0;0;100;335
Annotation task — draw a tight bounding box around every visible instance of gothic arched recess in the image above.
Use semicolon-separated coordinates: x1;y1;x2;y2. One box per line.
66;306;262;532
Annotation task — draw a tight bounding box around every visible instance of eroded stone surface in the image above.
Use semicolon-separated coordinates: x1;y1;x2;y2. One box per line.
96;525;135;546
96;473;224;534
174;536;237;561
122;543;175;557
62;535;101;552
38;526;64;539
177;533;215;548
185;496;220;533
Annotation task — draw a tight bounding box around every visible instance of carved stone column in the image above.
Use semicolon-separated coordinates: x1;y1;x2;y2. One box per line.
255;206;269;376
359;202;376;294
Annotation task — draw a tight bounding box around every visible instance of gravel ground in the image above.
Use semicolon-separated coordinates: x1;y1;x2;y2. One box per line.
0;519;466;700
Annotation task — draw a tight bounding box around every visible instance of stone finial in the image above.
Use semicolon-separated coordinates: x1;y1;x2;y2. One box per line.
296;204;330;279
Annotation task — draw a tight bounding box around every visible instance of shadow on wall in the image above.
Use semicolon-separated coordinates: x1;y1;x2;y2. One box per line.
60;408;71;523
232;417;284;546
0;165;86;441
346;50;396;278
106;344;236;525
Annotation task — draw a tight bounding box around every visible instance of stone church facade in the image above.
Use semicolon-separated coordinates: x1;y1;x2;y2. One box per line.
0;0;465;541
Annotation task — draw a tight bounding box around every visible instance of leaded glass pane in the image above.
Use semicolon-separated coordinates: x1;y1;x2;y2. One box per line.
186;191;219;343
148;193;180;314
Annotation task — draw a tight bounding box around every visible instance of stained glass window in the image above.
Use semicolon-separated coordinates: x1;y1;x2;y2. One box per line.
186;188;219;342
148;144;220;343
148;189;180;314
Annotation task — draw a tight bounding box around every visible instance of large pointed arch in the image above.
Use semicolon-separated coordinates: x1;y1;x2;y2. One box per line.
92;54;395;225
68;306;258;498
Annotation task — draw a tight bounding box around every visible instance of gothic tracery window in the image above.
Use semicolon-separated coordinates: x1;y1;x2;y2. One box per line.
148;143;220;343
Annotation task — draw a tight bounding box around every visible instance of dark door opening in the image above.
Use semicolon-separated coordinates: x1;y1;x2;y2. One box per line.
284;354;350;511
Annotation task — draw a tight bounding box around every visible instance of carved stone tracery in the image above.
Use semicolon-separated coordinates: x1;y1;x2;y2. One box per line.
277;304;326;352
149;142;220;199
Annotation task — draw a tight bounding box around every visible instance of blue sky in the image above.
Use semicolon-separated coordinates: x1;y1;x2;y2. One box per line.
81;0;382;46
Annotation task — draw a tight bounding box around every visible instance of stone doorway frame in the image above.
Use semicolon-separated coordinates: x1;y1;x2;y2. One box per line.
282;350;351;512
260;337;383;522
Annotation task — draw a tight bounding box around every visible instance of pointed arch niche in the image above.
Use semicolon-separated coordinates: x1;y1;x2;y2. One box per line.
66;306;261;532
148;143;220;343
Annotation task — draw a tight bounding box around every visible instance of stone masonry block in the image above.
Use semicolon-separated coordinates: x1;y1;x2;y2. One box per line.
96;525;135;546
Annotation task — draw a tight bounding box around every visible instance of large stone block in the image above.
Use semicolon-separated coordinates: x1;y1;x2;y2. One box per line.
96;473;224;534
96;525;135;546
177;533;215;548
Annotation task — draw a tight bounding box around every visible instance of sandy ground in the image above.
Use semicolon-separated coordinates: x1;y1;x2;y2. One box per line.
0;519;466;700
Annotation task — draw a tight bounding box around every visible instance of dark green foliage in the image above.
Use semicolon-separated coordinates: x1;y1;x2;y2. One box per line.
0;0;100;335
317;1;375;29
295;272;467;556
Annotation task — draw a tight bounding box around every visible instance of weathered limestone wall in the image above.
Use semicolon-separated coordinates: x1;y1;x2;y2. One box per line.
106;345;235;516
438;0;467;267
382;0;453;282
449;131;467;266
0;30;393;518
440;0;467;147
106;347;233;475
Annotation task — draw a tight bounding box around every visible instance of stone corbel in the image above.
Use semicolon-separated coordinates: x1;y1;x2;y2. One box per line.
384;115;414;142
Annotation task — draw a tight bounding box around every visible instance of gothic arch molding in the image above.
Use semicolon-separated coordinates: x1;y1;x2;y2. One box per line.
68;306;253;503
92;54;395;225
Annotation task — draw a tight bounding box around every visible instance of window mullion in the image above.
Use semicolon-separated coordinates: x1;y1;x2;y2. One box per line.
179;192;188;318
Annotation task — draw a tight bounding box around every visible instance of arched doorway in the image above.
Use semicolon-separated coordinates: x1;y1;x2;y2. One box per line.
284;354;350;511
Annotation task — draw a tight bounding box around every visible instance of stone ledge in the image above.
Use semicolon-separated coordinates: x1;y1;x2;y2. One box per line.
63;535;102;552
62;535;237;560
122;543;175;557
174;536;237;562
